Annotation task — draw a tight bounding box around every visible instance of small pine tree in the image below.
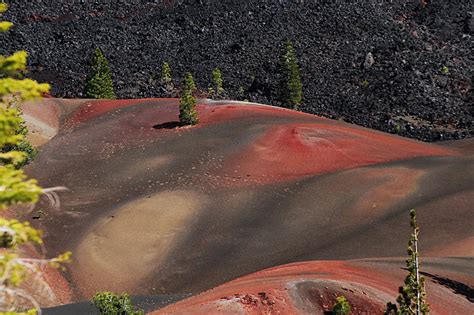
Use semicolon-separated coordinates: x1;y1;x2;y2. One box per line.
280;40;303;110
179;72;198;125
159;62;177;97
208;67;224;99
85;48;116;99
161;62;172;86
333;296;351;315
386;209;430;315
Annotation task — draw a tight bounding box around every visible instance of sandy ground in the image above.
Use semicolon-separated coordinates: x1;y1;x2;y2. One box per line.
21;98;473;311
74;190;208;295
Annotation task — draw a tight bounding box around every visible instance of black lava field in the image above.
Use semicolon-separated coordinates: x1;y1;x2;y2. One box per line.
1;0;473;141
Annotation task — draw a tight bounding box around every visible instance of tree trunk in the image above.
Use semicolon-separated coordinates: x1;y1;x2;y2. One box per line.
414;230;420;315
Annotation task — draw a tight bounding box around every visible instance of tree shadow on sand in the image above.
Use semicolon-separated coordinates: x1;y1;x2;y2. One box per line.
420;271;474;302
153;121;181;129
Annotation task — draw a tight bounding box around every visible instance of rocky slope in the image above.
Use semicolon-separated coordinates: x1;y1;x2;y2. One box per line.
1;0;473;141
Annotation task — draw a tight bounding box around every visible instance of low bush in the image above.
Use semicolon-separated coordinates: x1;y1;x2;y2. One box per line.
333;296;351;315
91;292;143;315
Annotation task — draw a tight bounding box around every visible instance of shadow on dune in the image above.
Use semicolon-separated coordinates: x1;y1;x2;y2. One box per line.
152;121;181;129
421;271;474;302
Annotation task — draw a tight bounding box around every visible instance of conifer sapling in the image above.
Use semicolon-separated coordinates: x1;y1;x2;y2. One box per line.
85;48;116;99
161;62;172;86
280;40;303;110
386;209;429;315
208;67;224;99
179;72;199;126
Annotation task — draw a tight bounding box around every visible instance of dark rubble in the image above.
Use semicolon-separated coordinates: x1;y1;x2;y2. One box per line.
1;0;473;141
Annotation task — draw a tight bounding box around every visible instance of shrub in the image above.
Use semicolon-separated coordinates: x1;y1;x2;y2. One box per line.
208;67;224;99
179;72;199;125
333;296;351;315
440;65;449;75
92;292;143;315
280;40;303;110
85;48;116;99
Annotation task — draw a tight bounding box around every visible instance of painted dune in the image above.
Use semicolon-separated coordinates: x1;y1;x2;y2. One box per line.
152;258;474;314
22;98;473;313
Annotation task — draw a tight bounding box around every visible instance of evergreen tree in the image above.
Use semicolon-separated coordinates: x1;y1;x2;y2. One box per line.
386;209;430;315
85;48;116;99
179;72;199;126
160;61;175;97
0;4;71;313
208;67;224;99
280;40;303;110
161;62;172;86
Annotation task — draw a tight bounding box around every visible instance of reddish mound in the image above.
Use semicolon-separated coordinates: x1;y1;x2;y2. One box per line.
221;123;458;185
22;99;473;304
152;259;474;314
67;98;178;125
67;100;316;127
199;103;319;124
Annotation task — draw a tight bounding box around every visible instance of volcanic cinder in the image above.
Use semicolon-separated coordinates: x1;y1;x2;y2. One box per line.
3;0;473;141
22;98;474;313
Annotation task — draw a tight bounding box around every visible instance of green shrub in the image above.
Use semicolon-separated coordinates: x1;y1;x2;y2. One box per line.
179;72;199;125
333;296;351;315
440;66;449;75
85;48;116;99
208;67;224;99
280;40;303;110
91;292;143;315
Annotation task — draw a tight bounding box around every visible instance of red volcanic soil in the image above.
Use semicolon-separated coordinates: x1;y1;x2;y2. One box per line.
48;99;463;188
152;258;474;314
67;100;315;128
221;122;458;185
198;102;318;124
67;98;178;125
22;98;473;306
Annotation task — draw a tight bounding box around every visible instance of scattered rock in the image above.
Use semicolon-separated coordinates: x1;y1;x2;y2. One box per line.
363;52;375;69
